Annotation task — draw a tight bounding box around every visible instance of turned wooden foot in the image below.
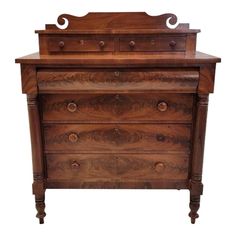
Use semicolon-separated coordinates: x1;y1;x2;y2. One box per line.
189;195;200;224
35;195;46;224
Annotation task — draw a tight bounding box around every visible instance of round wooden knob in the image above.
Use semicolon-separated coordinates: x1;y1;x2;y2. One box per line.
157;101;168;112
129;40;136;48
155;162;165;173
99;40;105;48
58;41;65;48
114;71;120;77
67;102;77;113
71;160;80;169
114;128;120;133
68;133;79;143
169;40;176;48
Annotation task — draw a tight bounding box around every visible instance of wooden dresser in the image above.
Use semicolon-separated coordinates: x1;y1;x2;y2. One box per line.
16;12;220;224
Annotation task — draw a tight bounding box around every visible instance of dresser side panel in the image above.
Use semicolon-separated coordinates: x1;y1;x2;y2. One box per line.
198;64;216;93
20;65;37;94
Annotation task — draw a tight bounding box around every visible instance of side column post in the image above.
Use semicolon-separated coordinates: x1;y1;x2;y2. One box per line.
189;94;208;224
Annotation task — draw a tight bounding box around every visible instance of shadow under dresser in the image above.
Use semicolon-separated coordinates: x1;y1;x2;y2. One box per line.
15;12;221;224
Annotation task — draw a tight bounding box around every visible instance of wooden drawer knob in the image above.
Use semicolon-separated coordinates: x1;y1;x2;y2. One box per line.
67;102;78;112
58;41;65;48
71;160;80;169
129;40;136;48
114;71;120;77
114;128;120;133
169;40;176;48
155;162;165;173
68;133;79;143
157;101;168;112
99;40;105;48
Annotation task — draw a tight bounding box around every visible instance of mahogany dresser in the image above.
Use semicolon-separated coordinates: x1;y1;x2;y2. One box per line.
15;12;220;224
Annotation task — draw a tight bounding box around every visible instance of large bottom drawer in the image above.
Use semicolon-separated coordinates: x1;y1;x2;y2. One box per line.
46;154;189;181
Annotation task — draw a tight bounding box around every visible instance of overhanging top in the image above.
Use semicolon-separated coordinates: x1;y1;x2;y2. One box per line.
15;52;221;65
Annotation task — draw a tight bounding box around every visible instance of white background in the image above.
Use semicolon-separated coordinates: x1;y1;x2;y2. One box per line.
0;0;235;235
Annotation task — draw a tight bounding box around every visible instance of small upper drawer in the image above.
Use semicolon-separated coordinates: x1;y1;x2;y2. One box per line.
158;36;186;51
119;36;186;52
48;37;114;53
120;37;158;52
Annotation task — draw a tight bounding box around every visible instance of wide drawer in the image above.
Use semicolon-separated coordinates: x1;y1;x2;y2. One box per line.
41;93;193;122
37;69;199;93
48;37;114;53
43;124;191;153
119;36;186;52
46;153;189;181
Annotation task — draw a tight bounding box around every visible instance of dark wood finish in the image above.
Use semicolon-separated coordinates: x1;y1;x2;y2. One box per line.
15;12;220;224
37;69;199;93
21;65;37;94
46;154;189;181
43;124;191;153
198;64;216;93
119;36;186;52
48;36;115;53
16;52;220;65
27;95;46;224
189;94;208;224
41;93;193;122
43;13;188;31
46;179;189;189
36;13;199;55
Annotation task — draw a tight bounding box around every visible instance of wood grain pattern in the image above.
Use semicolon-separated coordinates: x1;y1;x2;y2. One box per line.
35;13;200;55
198;64;216;93
37;69;199;93
189;94;208;224
15;52;221;65
44;124;191;153
43;13;189;31
41;93;193;122
48;37;115;53
21;65;37;94
16;12;220;223
119;36;186;52
27;95;46;224
46;179;189;189
46;153;189;181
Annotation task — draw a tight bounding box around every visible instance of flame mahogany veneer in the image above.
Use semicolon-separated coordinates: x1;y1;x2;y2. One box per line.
16;12;220;224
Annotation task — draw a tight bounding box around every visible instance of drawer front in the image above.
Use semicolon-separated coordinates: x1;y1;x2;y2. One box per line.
37;70;199;93
42;94;193;122
119;37;186;52
44;124;191;153
48;37;114;53
158;36;186;51
46;154;189;181
119;37;158;52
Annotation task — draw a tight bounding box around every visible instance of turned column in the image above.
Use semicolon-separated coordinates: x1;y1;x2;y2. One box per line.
27;94;46;224
189;94;208;224
20;64;46;223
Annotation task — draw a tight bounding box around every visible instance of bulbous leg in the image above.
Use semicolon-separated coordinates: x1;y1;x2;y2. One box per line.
35;194;46;224
189;195;200;224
